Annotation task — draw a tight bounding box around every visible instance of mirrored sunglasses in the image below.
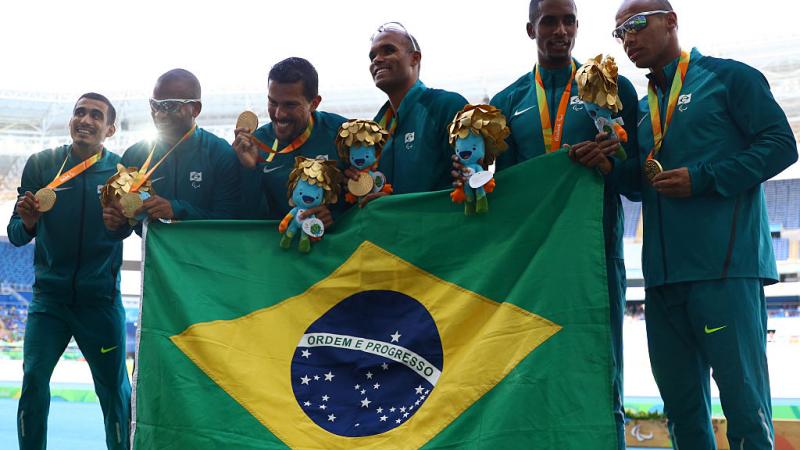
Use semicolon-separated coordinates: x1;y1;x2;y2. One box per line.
149;98;200;114
612;10;671;42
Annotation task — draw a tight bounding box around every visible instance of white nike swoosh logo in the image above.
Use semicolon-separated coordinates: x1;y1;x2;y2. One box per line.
637;112;649;128
513;105;536;117
263;165;284;174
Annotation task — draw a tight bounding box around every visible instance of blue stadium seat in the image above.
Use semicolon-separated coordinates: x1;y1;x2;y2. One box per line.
0;239;35;287
621;197;641;238
772;237;790;261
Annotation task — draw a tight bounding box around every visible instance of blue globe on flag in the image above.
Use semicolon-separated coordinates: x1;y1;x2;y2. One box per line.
290;290;444;437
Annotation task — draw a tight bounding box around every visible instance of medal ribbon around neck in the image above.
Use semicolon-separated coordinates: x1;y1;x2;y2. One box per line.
130;124;197;192
646;50;690;162
46;147;102;189
254;115;315;163
535;61;576;152
378;106;397;137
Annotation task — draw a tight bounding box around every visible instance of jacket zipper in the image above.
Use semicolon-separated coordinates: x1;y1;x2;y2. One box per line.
71;166;87;303
656;84;669;282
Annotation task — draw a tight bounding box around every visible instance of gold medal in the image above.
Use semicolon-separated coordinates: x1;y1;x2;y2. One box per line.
120;192;144;218
236;111;259;133
347;172;374;197
644;159;663;182
35;188;57;212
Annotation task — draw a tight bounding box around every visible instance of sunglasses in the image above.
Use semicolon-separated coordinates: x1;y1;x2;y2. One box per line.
372;21;420;53
612;10;671;42
149;98;200;114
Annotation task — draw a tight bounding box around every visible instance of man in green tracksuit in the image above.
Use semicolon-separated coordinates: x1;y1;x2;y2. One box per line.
8;93;130;450
361;22;467;199
604;1;798;448
103;69;240;235
233;57;347;222
489;1;639;447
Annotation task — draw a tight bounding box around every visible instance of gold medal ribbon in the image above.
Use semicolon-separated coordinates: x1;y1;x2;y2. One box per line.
378;107;397;137
646;50;690;163
535;61;576;152
255;115;315;163
130;124;197;192
46;148;102;189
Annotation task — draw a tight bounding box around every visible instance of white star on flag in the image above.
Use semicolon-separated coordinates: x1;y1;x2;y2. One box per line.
354;384;360;390
301;349;311;358
324;371;335;381
360;389;366;395
415;385;424;394
366;371;373;379
373;383;381;390
381;362;389;370
376;407;383;413
390;407;396;412
303;401;311;407
319;404;327;410
390;331;401;342
322;395;329;402
300;375;311;385
313;375;320;381
396;418;402;424
361;398;372;408
403;412;409;418
380;415;388;422
400;407;407;412
328;414;336;422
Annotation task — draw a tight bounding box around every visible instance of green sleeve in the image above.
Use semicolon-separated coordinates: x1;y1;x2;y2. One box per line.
490;92;519;172
6;154;42;246
606;77;642;200
438;92;469;153
688;64;797;197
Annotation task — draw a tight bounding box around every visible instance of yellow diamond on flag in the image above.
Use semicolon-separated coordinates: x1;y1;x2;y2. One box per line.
171;241;561;449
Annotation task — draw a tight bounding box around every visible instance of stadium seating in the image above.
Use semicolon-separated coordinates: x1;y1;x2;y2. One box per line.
774;237;790;261
764;179;800;229
621;197;641;238
0;239;34;287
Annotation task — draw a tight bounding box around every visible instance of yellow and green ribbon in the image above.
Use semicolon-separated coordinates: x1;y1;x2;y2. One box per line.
647;50;690;161
534;61;576;152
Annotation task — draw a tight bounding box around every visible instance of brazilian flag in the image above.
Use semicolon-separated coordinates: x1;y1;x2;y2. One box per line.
131;152;615;449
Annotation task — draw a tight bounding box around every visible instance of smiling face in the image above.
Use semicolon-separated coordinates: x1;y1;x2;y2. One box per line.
291;179;324;208
454;132;486;165
268;80;320;142
349;144;377;170
69;97;116;152
527;0;578;69
368;30;420;94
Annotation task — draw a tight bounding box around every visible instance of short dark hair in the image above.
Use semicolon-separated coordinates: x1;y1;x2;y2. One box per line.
156;68;202;99
75;92;116;125
529;0;577;22
268;57;319;101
